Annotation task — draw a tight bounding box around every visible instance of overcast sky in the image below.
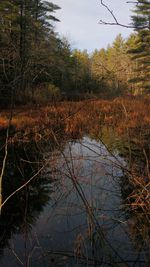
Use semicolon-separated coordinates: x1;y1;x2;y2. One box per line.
53;0;134;52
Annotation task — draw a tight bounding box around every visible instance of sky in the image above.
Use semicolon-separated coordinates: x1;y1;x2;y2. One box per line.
53;0;134;52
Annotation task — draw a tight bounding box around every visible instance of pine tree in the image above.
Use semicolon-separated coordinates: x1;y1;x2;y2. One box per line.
131;0;150;30
0;0;61;104
129;0;150;93
0;0;20;103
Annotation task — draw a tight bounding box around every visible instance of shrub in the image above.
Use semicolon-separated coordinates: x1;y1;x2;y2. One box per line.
35;84;61;104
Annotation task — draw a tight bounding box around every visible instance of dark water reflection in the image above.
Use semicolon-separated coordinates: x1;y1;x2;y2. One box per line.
0;133;149;266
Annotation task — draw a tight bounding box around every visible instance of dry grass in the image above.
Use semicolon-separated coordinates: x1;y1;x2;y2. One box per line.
0;97;150;142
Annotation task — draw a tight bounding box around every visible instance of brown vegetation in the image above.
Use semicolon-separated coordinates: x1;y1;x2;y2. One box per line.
0;97;150;142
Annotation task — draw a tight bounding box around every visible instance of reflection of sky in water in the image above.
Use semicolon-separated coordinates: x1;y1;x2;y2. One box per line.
0;137;148;267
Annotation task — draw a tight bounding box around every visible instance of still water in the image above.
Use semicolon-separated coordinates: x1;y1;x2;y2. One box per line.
0;135;149;266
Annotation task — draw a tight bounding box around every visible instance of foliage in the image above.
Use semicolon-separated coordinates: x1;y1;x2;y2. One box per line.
33;84;61;104
129;0;150;93
91;34;132;96
0;0;150;106
0;0;71;105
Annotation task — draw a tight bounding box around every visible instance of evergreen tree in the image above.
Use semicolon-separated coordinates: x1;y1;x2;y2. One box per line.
0;0;61;105
131;0;150;30
71;49;91;94
91;35;130;96
91;48;109;92
129;0;150;93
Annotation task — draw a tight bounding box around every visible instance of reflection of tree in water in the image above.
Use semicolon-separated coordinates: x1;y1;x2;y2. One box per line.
119;140;150;263
120;173;150;264
0;142;54;256
0;126;149;266
89;126;150;264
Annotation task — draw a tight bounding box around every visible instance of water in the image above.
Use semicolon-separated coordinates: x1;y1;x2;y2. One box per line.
0;135;149;267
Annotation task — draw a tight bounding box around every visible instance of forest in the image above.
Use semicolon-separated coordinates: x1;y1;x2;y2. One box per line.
0;0;149;106
0;1;150;267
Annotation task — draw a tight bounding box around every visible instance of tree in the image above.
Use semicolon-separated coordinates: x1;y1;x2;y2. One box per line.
107;34;129;93
0;1;20;104
0;0;61;105
91;35;130;96
70;49;91;94
129;0;150;93
91;48;109;92
131;0;150;30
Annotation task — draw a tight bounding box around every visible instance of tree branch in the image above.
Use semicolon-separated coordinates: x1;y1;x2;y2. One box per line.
99;20;135;28
100;0;118;23
99;0;148;29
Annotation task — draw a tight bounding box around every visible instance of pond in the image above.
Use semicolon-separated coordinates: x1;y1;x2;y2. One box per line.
0;131;149;267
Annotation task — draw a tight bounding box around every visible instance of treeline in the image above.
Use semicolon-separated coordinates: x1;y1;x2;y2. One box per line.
0;0;149;107
0;0;72;105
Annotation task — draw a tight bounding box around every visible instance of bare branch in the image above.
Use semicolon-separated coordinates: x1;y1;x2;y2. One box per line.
126;1;138;3
0;160;48;211
99;20;135;28
100;0;118;24
0;127;9;214
99;0;148;29
0;101;13;214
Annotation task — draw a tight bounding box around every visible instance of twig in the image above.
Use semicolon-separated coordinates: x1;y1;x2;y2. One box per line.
0;128;9;214
99;0;149;29
0;159;48;211
51;131;129;265
143;149;150;178
0;103;13;214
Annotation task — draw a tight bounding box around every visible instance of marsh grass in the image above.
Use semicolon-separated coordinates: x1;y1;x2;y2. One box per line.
0;97;149;140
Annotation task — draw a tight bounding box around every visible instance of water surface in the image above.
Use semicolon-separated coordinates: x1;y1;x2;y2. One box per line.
0;135;149;266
